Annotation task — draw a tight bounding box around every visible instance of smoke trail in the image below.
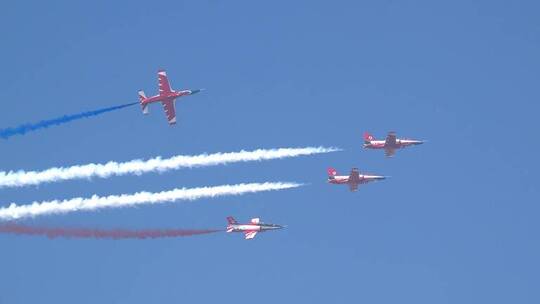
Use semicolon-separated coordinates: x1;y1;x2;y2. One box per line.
0;224;221;239
0;147;339;188
0;182;302;221
0;102;137;139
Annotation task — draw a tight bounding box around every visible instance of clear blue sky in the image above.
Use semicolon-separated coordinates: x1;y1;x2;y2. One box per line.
0;0;539;303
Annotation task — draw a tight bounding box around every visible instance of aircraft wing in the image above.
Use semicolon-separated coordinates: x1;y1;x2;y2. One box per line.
158;70;173;95
348;168;361;183
348;168;361;191
385;132;397;146
244;231;258;239
384;148;396;157
161;99;177;125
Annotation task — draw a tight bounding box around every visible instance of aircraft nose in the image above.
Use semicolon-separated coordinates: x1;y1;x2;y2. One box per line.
190;89;204;95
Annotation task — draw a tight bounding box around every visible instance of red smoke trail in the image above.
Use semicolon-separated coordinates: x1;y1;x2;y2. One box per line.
0;224;222;239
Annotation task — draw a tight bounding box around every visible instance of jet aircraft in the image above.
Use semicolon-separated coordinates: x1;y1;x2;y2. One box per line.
327;167;386;192
226;217;284;240
138;70;202;125
363;131;424;157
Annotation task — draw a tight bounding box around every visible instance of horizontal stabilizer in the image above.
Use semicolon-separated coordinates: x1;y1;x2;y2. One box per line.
138;90;149;114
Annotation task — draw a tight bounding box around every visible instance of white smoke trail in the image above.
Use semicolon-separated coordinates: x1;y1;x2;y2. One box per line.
0;147;338;188
0;182;302;221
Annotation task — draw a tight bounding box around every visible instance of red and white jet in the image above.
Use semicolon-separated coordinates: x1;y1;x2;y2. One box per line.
327;167;386;192
363;131;425;157
226;217;285;240
138;70;202;125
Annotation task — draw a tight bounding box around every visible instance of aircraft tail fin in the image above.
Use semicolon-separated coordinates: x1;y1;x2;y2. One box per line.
138;90;149;114
327;167;337;179
226;216;238;225
226;216;237;233
364;132;375;143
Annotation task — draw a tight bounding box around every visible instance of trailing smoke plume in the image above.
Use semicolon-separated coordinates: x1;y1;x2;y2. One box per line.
0;182;302;221
0;102;137;139
0;224;221;239
0;147;339;188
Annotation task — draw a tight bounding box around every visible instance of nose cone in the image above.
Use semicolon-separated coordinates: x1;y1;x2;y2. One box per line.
266;224;285;230
190;89;204;95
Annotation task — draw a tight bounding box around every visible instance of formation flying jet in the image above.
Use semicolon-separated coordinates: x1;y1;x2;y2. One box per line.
138;70;202;125
363;131;425;157
328;167;386;192
226;217;285;240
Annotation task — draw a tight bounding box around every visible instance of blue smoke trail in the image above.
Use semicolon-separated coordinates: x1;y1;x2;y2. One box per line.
0;102;138;139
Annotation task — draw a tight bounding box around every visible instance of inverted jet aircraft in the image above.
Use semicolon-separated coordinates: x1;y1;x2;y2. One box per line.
327;167;386;192
138;70;202;125
226;217;284;240
363;131;424;157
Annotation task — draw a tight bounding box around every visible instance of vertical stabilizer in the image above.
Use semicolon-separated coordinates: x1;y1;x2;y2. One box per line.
327;167;338;179
364;132;375;143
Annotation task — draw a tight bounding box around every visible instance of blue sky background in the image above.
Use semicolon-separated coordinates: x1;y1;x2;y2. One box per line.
0;0;539;303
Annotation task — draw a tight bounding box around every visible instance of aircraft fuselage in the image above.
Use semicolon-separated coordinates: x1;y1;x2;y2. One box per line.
328;175;386;185
363;139;424;149
141;89;199;106
227;223;283;233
